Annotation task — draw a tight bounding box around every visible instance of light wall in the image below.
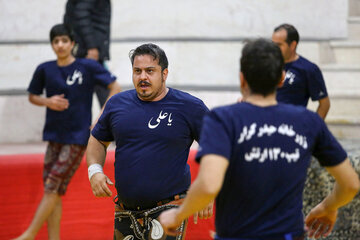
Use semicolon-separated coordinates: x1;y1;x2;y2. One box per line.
0;0;354;143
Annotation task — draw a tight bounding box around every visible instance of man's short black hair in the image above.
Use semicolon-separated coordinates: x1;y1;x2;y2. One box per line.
50;24;74;42
274;23;300;45
240;38;284;96
129;43;168;71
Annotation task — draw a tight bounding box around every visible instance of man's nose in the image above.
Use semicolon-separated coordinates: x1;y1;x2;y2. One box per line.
57;41;65;47
139;70;147;79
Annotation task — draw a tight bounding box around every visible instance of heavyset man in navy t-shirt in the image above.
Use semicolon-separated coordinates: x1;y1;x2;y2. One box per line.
159;39;359;240
15;24;121;240
86;43;211;239
272;24;330;120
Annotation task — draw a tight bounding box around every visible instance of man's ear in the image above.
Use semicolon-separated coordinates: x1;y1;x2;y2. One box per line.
240;72;249;97
240;72;246;89
278;70;285;88
162;68;168;82
290;41;297;52
70;41;75;50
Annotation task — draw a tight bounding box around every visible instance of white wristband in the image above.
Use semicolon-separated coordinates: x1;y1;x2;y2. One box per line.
88;163;104;180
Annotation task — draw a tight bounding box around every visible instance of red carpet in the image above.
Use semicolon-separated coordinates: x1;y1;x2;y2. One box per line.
0;150;214;240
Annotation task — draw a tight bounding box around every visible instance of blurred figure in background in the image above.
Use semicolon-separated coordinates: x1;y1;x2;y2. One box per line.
64;0;112;108
272;23;330;119
13;24;120;240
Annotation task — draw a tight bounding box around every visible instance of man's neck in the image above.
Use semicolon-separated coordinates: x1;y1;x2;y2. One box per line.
139;87;169;102
285;53;299;63
57;55;75;66
244;93;277;107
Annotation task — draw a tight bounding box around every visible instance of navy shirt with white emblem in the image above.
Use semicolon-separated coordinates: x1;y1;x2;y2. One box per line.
276;56;328;106
28;58;116;145
92;88;209;208
196;102;346;239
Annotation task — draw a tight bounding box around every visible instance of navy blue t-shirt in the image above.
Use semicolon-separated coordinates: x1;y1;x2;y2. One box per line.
276;56;328;106
196;102;346;239
28;58;116;145
92;88;209;208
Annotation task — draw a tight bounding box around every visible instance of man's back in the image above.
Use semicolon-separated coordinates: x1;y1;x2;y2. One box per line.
197;102;346;238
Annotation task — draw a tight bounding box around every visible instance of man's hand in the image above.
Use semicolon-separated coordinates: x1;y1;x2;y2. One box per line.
193;201;214;224
86;48;99;61
305;202;337;239
159;208;182;236
89;172;114;197
46;94;69;111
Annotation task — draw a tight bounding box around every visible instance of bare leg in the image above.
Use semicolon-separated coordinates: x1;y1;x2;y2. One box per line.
13;192;61;240
47;198;62;240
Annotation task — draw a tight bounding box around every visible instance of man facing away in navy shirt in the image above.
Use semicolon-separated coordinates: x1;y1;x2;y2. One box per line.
272;24;330;120
159;39;359;240
86;43;212;239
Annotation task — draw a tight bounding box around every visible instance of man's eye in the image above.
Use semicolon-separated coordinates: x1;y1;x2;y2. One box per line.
147;69;153;73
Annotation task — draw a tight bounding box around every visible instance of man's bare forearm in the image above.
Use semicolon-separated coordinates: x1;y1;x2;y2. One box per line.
86;135;109;167
323;159;360;210
316;97;330;120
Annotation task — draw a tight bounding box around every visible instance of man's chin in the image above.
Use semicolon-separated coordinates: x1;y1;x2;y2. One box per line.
137;91;153;100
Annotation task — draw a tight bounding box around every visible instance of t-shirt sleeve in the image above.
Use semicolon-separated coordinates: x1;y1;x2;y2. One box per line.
27;64;46;95
195;110;232;163
307;64;328;101
312;115;347;166
91;97;115;142
189;99;209;142
89;60;117;87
